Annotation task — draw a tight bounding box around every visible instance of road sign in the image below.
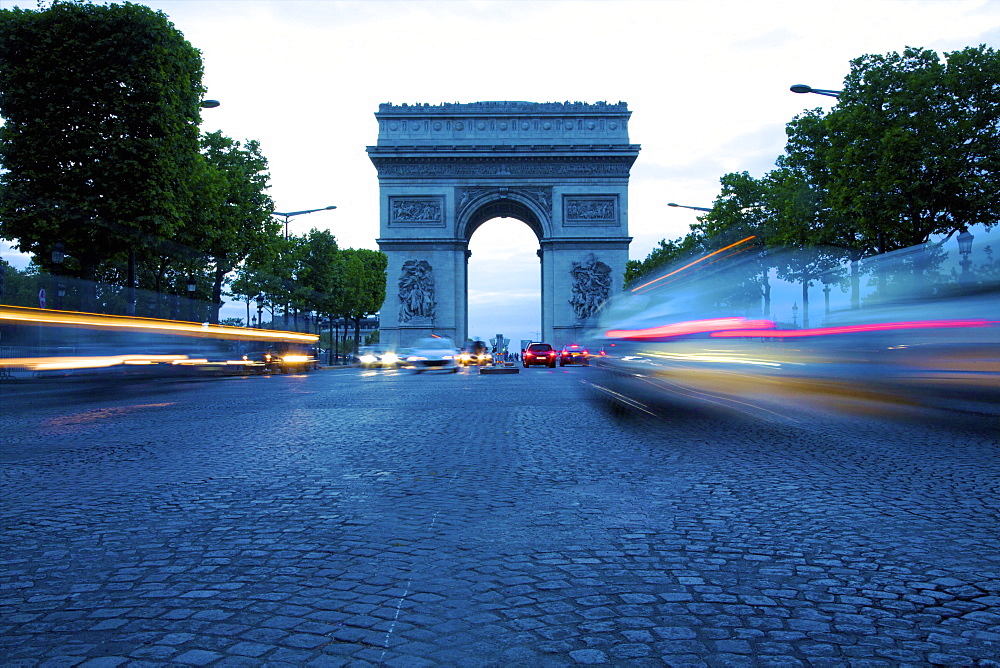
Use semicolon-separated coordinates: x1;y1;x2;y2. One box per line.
38;288;46;309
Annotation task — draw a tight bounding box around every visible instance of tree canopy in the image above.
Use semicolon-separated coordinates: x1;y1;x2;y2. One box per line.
0;0;208;281
631;44;1000;293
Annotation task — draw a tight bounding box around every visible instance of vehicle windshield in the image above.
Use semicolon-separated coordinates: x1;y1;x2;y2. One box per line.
527;344;552;351
415;337;455;350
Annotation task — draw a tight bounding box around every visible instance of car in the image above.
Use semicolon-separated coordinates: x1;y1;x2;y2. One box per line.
522;342;557;368
585;235;1000;420
358;345;399;369
458;339;492;366
405;337;459;373
559;343;590;366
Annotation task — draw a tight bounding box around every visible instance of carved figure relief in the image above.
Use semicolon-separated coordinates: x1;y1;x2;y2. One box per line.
564;196;617;224
522;188;552;216
457;187;492;213
390;197;444;226
398;260;436;322
568;253;612;321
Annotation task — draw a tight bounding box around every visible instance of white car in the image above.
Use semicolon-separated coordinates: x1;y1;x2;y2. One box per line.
405;337;459;373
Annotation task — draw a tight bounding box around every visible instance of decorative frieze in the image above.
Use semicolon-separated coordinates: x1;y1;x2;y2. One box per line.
563;195;618;226
374;159;634;178
389;196;445;227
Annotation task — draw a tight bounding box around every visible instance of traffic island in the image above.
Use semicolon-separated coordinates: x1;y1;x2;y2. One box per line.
480;365;519;374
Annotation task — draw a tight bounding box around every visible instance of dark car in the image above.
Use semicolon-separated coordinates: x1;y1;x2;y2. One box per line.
522;342;557;368
559;343;590;366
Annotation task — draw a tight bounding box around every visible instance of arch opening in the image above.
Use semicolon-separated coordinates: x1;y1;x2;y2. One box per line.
466;217;541;350
461;197;545;241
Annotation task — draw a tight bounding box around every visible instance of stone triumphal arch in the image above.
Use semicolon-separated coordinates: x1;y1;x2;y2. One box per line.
367;101;640;348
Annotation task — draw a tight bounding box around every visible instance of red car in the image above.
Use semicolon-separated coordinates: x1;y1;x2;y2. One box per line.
559;344;590;366
522;342;557;368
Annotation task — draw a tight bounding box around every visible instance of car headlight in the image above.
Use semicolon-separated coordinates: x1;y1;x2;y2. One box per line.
382;353;398;364
360;354;378;364
282;355;309;363
407;356;426;362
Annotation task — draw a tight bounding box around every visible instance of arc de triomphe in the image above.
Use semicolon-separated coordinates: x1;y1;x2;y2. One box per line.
367;101;640;348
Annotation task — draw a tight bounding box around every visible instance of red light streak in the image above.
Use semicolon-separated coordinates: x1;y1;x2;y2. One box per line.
709;319;999;338
606;317;776;340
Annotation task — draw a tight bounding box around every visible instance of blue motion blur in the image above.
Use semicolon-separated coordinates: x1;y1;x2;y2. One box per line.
585;225;999;421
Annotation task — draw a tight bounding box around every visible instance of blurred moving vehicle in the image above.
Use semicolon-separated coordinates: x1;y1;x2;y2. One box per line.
358;345;399;369
405;337;459;373
586;227;999;421
0;307;319;379
459;339;492;366
247;344;316;374
559;344;590;366
522;342;557;368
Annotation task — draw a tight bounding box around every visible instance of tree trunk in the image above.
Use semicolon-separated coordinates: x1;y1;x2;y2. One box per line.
328;318;334;365
126;248;136;316
353;317;362;358
761;271;771;317
850;252;861;310
78;254;98;313
801;279;810;329
210;265;226;324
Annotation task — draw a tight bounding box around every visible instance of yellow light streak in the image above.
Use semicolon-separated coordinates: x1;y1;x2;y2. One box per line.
0;306;318;343
631;236;757;292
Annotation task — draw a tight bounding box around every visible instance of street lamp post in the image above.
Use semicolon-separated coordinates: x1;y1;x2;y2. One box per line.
667;202;712;213
958;229;975;284
51;242;64;310
272;206;337;240
186;275;197;322
790;84;842;98
271;205;337;328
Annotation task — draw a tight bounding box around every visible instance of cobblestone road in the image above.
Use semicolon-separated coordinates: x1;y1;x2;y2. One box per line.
1;367;999;666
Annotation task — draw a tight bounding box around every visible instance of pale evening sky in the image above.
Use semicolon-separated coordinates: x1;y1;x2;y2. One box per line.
2;0;998;345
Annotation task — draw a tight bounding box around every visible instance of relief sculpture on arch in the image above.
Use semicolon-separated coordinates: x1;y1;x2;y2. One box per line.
398;259;435;323
569;253;612;321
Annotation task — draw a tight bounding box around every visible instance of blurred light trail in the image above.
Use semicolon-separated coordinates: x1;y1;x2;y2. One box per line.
630;236;757;293
606;317;776;340
0;306;318;343
709;319;999;338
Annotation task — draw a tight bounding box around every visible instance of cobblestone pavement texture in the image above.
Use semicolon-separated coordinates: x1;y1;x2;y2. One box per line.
1;367;998;667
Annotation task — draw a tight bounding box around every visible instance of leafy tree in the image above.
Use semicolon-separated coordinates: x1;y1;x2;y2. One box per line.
0;0;208;289
297;228;341;319
693;172;778;316
624;233;703;285
826;45;1000;252
0;259;38;308
196;131;276;323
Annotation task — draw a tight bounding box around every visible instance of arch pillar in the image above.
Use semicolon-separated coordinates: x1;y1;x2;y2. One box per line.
377;238;469;347
540;237;631;345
